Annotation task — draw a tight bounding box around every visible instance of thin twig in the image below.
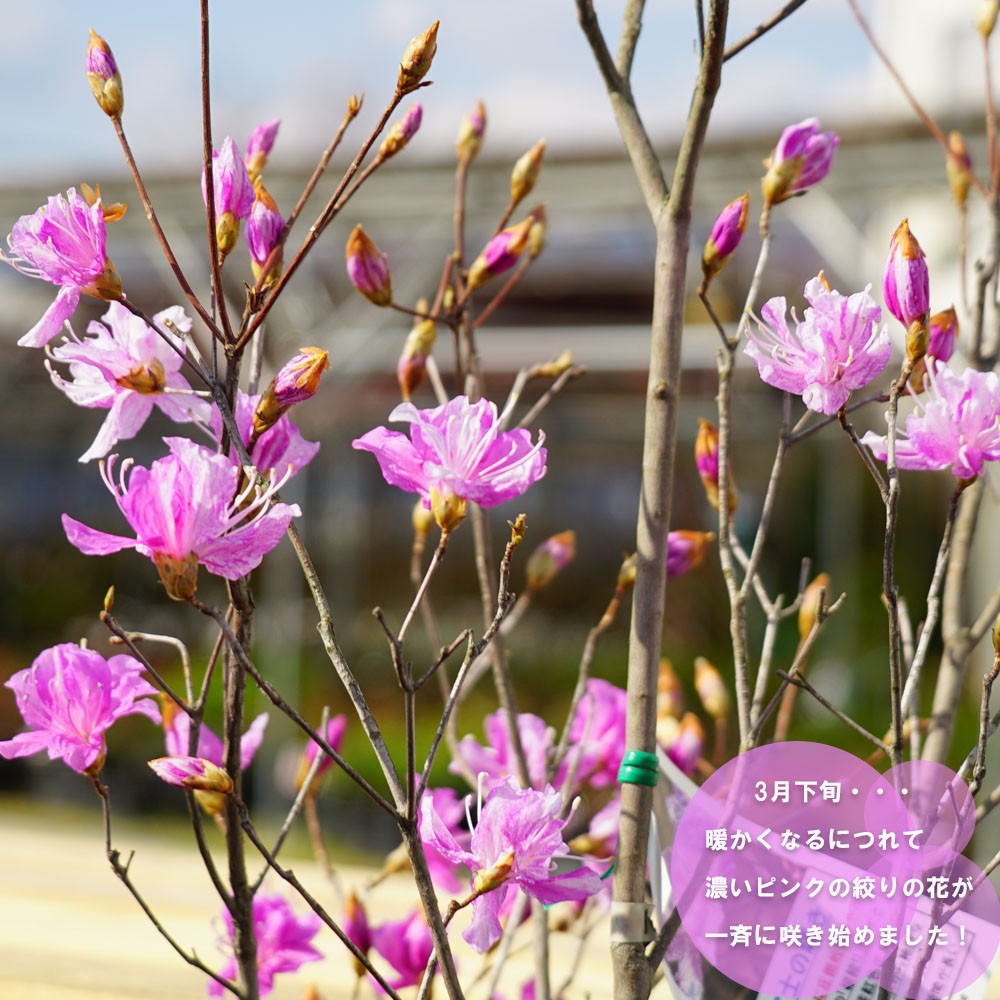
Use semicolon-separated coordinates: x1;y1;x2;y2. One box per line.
723;0;810;61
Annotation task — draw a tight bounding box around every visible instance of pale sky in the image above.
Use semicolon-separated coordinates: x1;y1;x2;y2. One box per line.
1;1;881;183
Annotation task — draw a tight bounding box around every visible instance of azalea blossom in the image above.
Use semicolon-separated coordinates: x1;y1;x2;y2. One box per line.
353;395;546;532
62;437;300;600
213;389;320;481
418;786;473;892
369;908;435;993
745;276;892;415
452;709;558;790
567;678;627;789
419;776;603;952
47;301;210;462
4;187;122;348
0;643;160;775
861;361;1000;480
208;894;322;998
161;698;269;771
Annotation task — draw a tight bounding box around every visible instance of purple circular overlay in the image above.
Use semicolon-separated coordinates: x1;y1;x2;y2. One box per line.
668;742;1000;998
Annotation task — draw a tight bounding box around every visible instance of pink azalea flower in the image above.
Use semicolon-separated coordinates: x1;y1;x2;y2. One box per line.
213;389;320;481
418;786;472;892
745;276;892;415
47;301;210;462
208;893;322;998
666;530;713;578
161;698;269;771
861;361;1000;480
4;187;122;348
452;709;559;790
62;437;300;600
353;395;546;533
0;643;160;775
420;776;602;952
369;908;435;993
568;679;627;789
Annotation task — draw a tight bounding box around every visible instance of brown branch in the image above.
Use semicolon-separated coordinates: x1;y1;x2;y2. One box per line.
723;0;810;61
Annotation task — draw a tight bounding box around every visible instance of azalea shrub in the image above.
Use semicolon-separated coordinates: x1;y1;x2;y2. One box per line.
1;5;1000;1000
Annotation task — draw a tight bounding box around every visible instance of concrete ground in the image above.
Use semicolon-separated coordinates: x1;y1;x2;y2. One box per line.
0;802;612;1000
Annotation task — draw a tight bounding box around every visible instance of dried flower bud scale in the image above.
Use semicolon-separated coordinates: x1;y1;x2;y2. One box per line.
694;657;729;720
701;193;749;292
525;530;576;591
510;140;546;210
397;301;437;400
694;418;737;514
86;29;123;118
4;187;123;348
798;572;830;640
253;347;330;436
947;132;973;208
762;118;839;207
245;178;285;287
397;20;439;95
466;215;533;292
245;119;280;180
883;219;930;364
456;100;486;165
345;224;392;306
148;755;234;794
379;103;423;161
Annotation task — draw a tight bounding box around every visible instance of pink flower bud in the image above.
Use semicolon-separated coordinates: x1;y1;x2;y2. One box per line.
245;178;285;286
245;119;280;179
86;29;123;118
928;306;958;363
701;193;749;291
397;302;437;400
525;530;576;591
201;137;254;260
148;755;234;794
666;530;713;578
456;100;486;165
466;215;533;292
345;224;392;306
694;419;736;514
253;347;329;435
884;219;930;362
694;657;729;721
947;132;973;208
379;103;423;161
294;715;348;795
660;712;704;776
762;118;839;206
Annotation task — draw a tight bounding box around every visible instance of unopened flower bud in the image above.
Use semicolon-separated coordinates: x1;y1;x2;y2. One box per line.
910;307;959;392
148;756;234;794
87;29;123;118
884;219;930;360
379;103;423;161
947;132;973;208
798;572;830;641
397;301;437;400
992;614;1000;654
412;497;436;543
527;204;547;259
979;0;1000;38
294;715;348;796
762;118;839;207
657;657;684;721
701;193;749;291
245;178;285;287
397;20;439;95
345;224;392;306
694;657;729;720
245;119;280;181
510;140;546;209
253;347;330;436
525;530;576;591
666;530;713;578
695;419;737;514
662;712;705;776
466;215;533;292
456;100;486;165
536;349;573;379
202;137;254;262
344;891;372;978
